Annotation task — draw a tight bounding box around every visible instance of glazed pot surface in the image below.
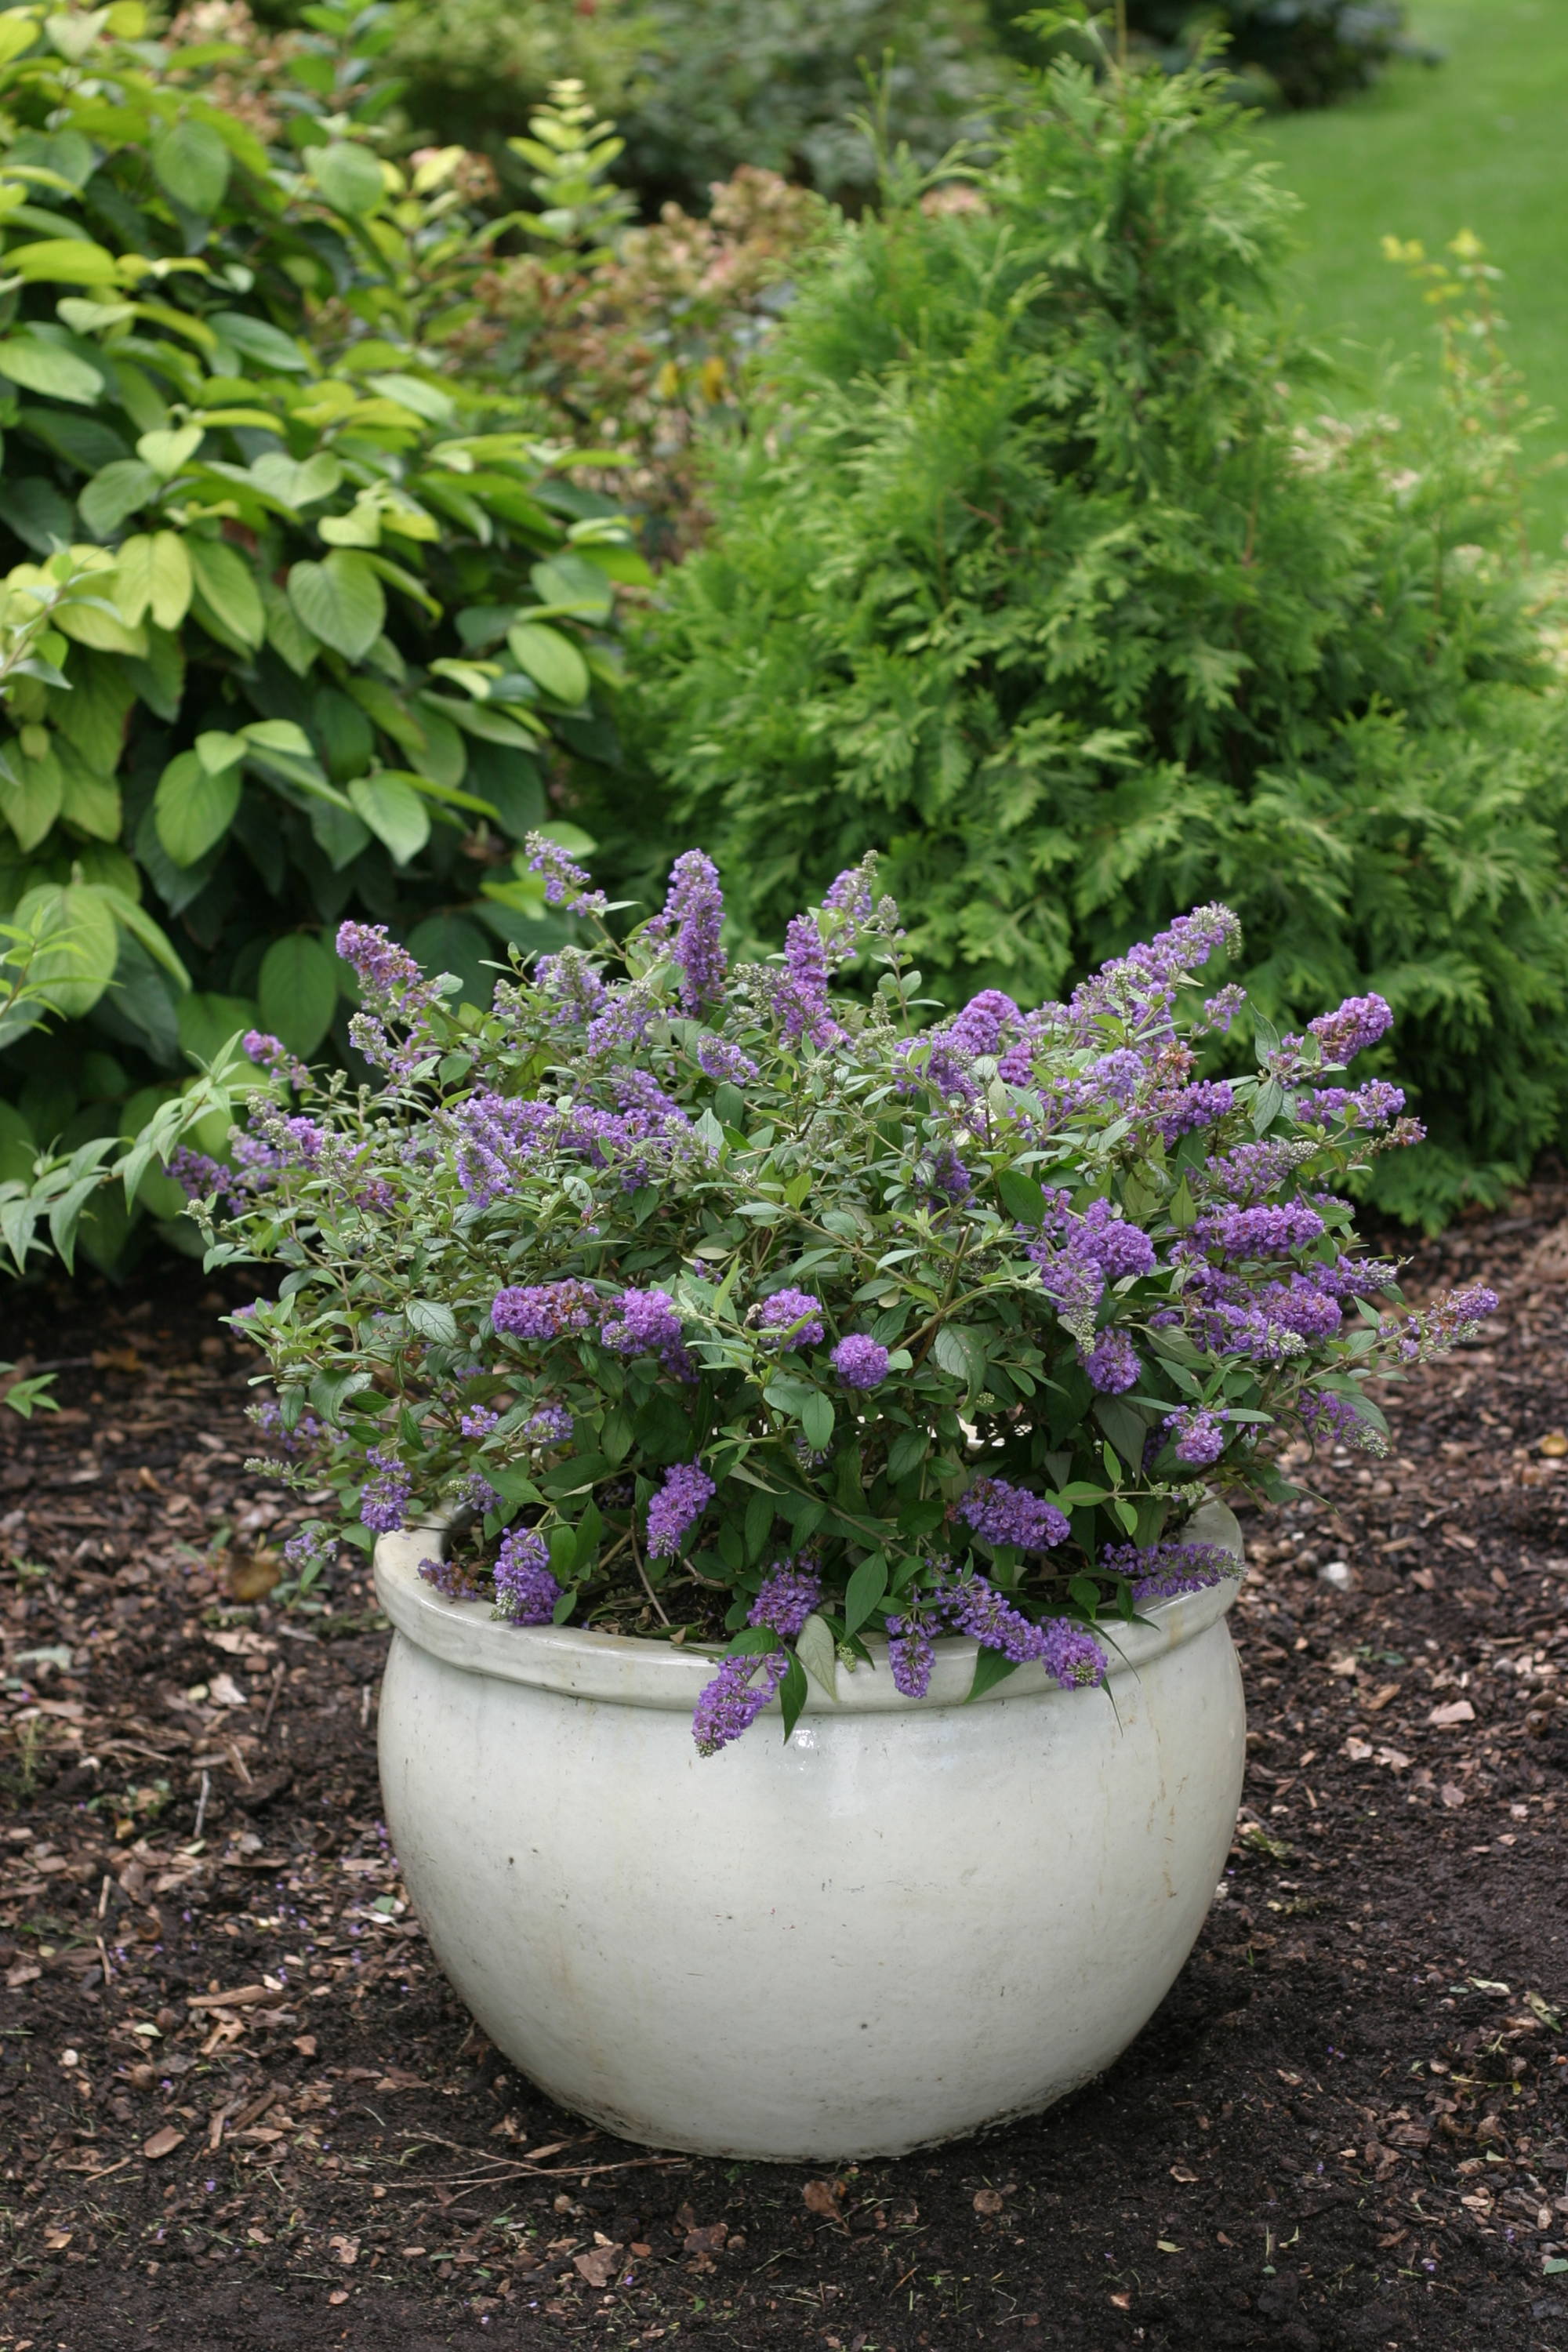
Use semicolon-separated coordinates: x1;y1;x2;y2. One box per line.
375;1508;1246;2161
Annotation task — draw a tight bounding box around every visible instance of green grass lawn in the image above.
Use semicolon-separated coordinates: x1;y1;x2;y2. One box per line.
1251;0;1568;552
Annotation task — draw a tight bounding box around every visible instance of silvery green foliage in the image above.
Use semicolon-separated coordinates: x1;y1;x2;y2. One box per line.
185;844;1493;1748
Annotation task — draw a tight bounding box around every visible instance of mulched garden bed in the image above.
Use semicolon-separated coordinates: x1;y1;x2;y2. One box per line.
3;1189;1568;2352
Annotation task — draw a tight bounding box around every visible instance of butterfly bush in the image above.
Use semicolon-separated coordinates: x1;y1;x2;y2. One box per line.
185;841;1495;1755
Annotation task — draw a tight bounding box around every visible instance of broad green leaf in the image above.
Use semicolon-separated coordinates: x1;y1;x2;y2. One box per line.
188;536;264;651
365;372;454;424
778;1653;809;1742
152;117;231;215
249;451;342;508
347;774;430;866
312;140;386;216
13;881;118;1016
842;1552;887;1639
208;310;314;374
965;1648;1021;1703
794;1612;837;1703
0;740;63;851
506;619;589;706
405;1298;459;1345
257;932;338;1056
89;884;191;992
136;425;203;478
7;238;119;285
288;550;385;662
0;15;38;63
57;753;120;842
242;718;315;759
931;1323;980;1385
53;592;146;655
0;336;101;404
154;746;241;866
529;553;615;619
194;729;246;776
800;1389;834;1452
996;1167;1047;1225
78;458;158;539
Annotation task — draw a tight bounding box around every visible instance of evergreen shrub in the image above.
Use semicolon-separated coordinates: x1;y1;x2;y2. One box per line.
0;1;639;1261
627;49;1568;1227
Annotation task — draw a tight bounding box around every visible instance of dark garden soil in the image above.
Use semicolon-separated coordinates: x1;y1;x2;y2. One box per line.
3;1196;1568;2352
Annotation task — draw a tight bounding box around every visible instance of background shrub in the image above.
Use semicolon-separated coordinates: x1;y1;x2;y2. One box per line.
0;0;640;1261
622;49;1568;1228
985;2;1429;108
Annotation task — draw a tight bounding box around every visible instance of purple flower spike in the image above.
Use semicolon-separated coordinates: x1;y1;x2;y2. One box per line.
748;1559;822;1638
648;848;726;1013
493;1526;562;1625
832;1335;889;1391
359;1447;411;1535
648;1461;716;1559
1081;1329;1140;1394
1162;1406;1230;1468
692;1651;786;1755
757;1289;826;1348
1308;993;1392;1066
524;832;608;917
958;1477;1069;1552
492;1280;597;1340
886;1615;935;1699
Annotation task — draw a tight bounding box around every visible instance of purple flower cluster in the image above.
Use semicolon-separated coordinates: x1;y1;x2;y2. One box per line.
419;1552;478;1599
647;1461;715;1559
756;1289;826;1348
359;1446;411;1535
337;921;443;1076
282;1523;333;1576
1156;1080;1235;1145
525;833;608;916
695;1036;759;1087
493;1526;562;1625
452;1077;696;1209
459;1404;500;1439
935;1571;1107;1688
1081;1328;1140;1394
958;1477;1069;1552
1392;1284;1498;1364
492;1279;597;1340
601;1287;695;1381
1298;1081;1407;1130
774;913;845;1048
523;1403;574;1446
885;1615;935;1699
242;1029;310;1087
648;849;726;1013
832;1334;889;1391
1193;1201;1326;1259
1298;1388;1385;1454
1308;993;1393;1065
748;1560;822;1637
1161;1406;1231;1468
1101;1539;1238;1602
692;1651;786;1755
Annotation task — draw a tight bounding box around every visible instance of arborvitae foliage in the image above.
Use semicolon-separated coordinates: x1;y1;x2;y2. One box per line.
626;52;1568;1227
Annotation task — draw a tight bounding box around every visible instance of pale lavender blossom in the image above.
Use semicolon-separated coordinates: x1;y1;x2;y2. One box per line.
647;1461;715;1559
1081;1329;1140;1394
958;1478;1069;1552
359;1447;411;1534
493;1526;562;1625
748;1560;822;1638
692;1650;786;1755
832;1334;889;1390
757;1289;826;1348
647;849;726;1013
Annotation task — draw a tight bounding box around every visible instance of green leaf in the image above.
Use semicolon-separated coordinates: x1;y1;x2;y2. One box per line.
0;336;102;403
249;451;343;509
0;742;63;851
793;1611;837;1701
778;1653;809;1742
312;140;386;216
257;933;338;1056
88;885;191;994
842;1552;888;1639
136;425;203;479
289;550;385;662
405;1298;459;1345
800;1389;834;1452
996;1167;1047;1226
154;747;241;866
79;458;160;543
116;530;193;630
1093;1396;1149;1472
153;117;231;215
188;537;264;651
12;881;118;1017
208;310;314;374
742;1486;774;1561
7;238;120;285
506;619;590;706
886;1427;928;1482
1168;1173;1197;1229
966;1647;1020;1702
347;775;430;866
931;1324;980;1386
1252;1076;1285;1136
57;750;120;842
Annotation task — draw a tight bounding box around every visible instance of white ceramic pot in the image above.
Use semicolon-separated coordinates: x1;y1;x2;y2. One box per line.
374;1503;1246;2162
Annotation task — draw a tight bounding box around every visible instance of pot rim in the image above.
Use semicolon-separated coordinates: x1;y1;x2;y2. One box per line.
372;1500;1243;1715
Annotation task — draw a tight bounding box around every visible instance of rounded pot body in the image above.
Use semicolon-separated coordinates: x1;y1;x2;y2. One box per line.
375;1506;1246;2161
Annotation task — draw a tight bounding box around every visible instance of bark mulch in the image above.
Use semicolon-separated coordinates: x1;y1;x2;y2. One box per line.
3;1192;1568;2352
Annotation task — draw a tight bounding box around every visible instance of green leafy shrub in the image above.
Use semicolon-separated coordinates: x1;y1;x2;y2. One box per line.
389;0;1009;212
625;49;1568;1227
0;0;641;1261
987;1;1432;108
